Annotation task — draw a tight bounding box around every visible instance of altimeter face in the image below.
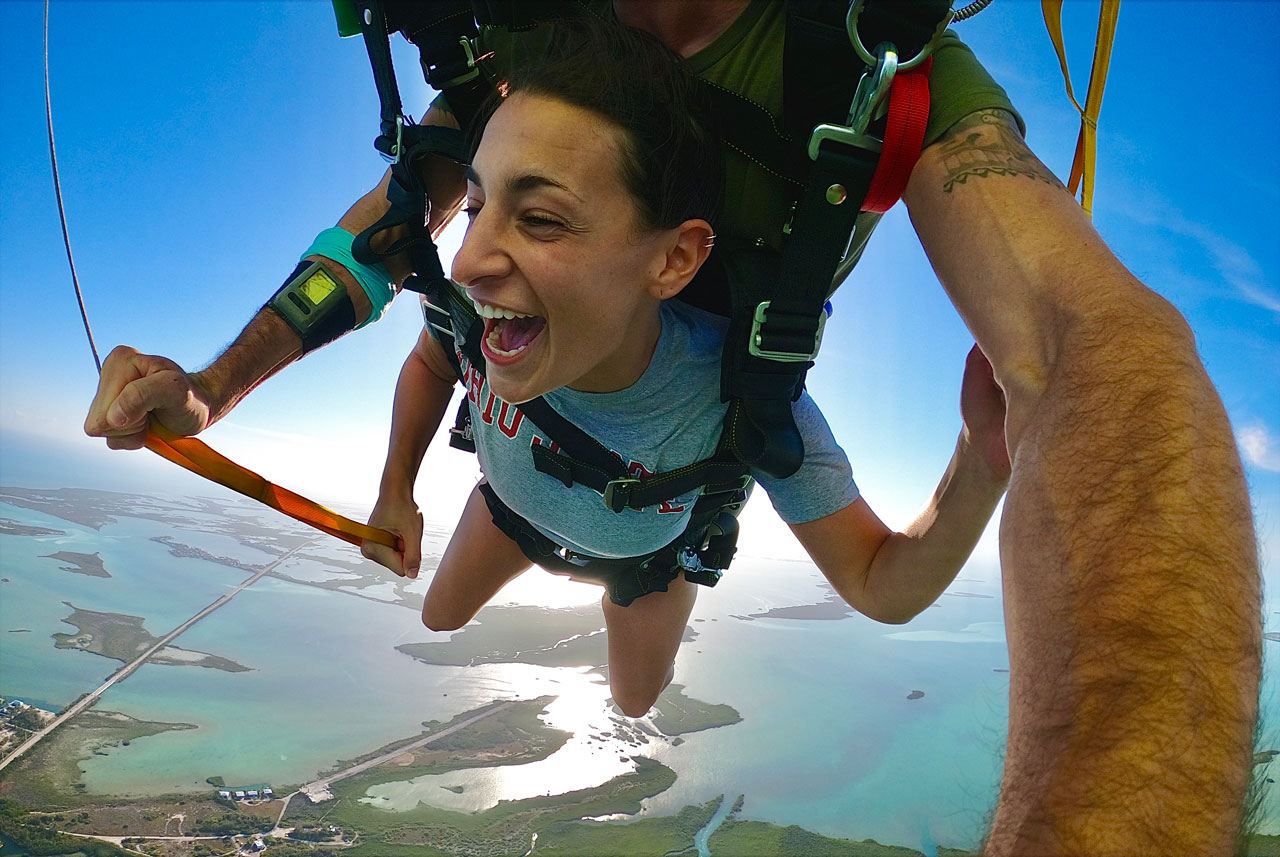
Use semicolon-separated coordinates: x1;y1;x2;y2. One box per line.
299;267;340;306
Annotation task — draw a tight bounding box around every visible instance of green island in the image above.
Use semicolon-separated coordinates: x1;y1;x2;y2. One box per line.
396;602;697;670
52;604;251;672
741;583;856;621
42;550;110;579
397;602;612;668
7;488;1277;855
1;517;65;536
266;550;425;605
319;698;571;784
150;536;261;572
3;697;1278;856
650;684;742;735
0;487;122;529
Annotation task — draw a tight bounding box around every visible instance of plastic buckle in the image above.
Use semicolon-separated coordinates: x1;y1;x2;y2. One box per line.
748;300;830;363
603;477;640;513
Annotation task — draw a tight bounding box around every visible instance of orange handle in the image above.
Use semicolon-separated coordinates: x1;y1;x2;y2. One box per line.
144;423;400;550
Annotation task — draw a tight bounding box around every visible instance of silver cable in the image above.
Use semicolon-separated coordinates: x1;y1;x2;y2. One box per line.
45;0;102;373
953;0;996;23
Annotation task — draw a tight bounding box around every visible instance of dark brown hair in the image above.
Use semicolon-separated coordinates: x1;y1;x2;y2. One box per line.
468;16;723;231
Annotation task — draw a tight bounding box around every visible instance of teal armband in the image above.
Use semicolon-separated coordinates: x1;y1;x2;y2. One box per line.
300;228;395;329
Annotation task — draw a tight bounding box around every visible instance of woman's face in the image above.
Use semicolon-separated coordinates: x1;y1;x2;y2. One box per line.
451;92;675;404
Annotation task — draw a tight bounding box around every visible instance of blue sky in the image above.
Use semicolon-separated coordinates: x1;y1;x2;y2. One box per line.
1;1;1277;593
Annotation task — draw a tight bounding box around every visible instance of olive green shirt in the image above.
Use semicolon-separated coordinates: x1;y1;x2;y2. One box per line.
461;0;1021;252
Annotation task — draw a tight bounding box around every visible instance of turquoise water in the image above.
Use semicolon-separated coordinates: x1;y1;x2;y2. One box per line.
2;490;1277;853
0;830;32;855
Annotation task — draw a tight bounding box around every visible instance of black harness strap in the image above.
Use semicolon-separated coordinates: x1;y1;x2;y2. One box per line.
361;0;952;494
480;482;746;607
424;281;753;514
703;0;953;479
350;124;466;297
423;282;748;606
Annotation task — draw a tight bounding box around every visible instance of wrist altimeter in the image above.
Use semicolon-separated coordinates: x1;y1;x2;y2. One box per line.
266;259;357;353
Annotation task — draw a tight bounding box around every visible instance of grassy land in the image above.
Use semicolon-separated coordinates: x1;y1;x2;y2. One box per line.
0;695;1018;857
315;755;677;857
650;684;742;736
534;795;721;856
396;603;610;669
0;710;195;809
51;606;249;672
42;551;110;578
708;815;954;857
1246;834;1280;856
306;697;571;792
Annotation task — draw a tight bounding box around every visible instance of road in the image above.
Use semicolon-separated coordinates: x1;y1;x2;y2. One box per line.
292;700;517;804
0;543;311;773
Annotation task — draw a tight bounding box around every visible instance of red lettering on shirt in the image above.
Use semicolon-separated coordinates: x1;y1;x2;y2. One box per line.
531;435;561;455
497;402;524;438
453;360;687;514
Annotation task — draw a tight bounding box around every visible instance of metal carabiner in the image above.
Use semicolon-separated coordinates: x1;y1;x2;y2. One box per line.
846;43;898;133
845;0;954;72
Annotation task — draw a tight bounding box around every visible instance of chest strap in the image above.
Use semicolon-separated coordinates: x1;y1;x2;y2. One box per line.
424;283;752;514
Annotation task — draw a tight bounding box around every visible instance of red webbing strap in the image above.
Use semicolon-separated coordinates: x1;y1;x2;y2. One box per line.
861;57;933;214
144;423;399;550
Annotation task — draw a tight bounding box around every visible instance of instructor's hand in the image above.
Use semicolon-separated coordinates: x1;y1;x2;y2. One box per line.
84;346;213;450
363;491;423;579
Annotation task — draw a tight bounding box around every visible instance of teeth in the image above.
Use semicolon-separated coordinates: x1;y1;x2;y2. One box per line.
473;300;533;320
486;324;528;357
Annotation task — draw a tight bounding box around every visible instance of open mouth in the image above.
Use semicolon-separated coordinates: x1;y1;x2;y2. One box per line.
478;311;547;361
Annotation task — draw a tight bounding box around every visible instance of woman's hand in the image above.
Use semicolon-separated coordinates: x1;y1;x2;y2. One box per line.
959;344;1011;484
363;491;424;578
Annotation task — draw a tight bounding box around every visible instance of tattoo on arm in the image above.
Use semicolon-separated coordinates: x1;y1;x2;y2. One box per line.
936;109;1065;194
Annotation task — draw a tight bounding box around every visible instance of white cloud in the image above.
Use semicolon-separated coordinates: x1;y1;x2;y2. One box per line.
1116;190;1280;319
1238;424;1280;473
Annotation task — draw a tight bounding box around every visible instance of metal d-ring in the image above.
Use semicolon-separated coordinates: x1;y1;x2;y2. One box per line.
846;0;955;72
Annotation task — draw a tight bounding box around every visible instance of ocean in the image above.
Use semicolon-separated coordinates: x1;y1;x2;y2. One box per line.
2;478;1277;852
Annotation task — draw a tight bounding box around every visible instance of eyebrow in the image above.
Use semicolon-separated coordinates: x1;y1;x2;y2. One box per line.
465;166;583;202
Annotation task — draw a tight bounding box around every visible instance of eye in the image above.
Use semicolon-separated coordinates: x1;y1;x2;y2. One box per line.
520;212;568;232
462;201;482;220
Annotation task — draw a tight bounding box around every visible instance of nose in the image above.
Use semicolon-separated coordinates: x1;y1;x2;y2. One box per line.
450;208;509;288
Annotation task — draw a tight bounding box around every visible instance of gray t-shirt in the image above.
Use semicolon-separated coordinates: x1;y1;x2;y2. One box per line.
454;300;859;558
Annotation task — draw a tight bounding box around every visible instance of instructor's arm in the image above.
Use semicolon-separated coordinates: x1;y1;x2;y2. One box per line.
903;108;1261;855
84;104;466;448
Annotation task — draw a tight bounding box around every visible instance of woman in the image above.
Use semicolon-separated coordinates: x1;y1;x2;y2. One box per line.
364;20;1010;717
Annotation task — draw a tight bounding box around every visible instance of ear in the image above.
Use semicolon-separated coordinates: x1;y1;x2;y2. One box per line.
647;219;715;301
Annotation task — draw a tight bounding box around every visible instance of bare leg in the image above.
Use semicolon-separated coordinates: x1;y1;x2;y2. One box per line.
422;484;532;632
603;575;697;717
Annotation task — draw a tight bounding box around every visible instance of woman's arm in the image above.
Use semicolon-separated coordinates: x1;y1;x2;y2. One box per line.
791;346;1009;624
361;327;459;578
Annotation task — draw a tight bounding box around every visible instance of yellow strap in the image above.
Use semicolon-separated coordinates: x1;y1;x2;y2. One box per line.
145;423;399;550
1041;0;1121;217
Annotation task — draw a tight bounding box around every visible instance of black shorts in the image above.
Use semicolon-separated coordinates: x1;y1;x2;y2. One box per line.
477;482;703;607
